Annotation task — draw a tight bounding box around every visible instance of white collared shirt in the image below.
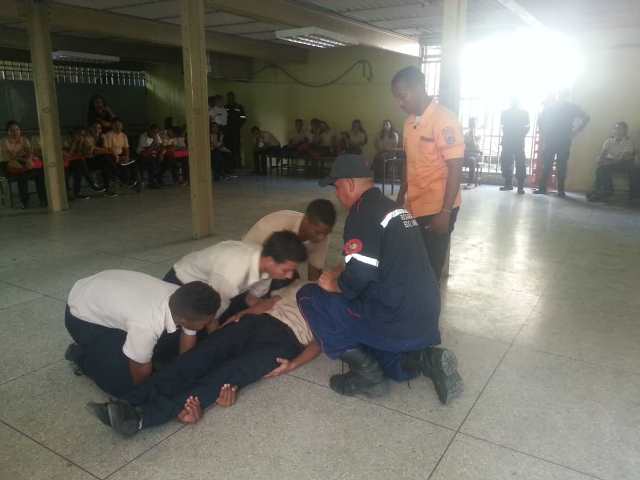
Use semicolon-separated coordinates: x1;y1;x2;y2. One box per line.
173;241;271;318
243;210;328;269
68;270;193;364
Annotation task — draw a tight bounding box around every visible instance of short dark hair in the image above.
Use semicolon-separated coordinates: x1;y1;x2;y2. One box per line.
616;121;628;131
6;120;19;131
391;66;425;89
169;281;220;321
149;124;159;130
306;199;337;227
262;230;308;264
251;126;260;133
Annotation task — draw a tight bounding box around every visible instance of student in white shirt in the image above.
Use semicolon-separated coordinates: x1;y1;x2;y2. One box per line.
88;280;321;437
64;270;220;397
163;231;307;328
588;121;636;201
208;95;228;127
243;199;336;281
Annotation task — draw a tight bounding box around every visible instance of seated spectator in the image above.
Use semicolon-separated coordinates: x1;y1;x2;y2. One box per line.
210;122;231;181
63;127;104;200
251;126;281;175
309;121;336;161
282;119;309;157
208;95;228;127
347;119;368;154
87;94;116;133
104;118;138;190
463;117;482;185
372;119;400;179
587;121;636;202
137;124;167;188
0;120;46;208
86;122;118;198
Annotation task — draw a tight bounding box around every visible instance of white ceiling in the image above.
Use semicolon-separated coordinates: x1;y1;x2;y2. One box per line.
1;0;639;46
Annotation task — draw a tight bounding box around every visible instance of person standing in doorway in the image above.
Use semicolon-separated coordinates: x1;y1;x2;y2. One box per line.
392;66;464;281
224;92;247;170
535;90;590;197
500;98;530;194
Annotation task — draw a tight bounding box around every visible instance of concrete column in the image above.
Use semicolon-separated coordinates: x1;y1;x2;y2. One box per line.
26;0;68;212
181;0;214;238
439;0;466;114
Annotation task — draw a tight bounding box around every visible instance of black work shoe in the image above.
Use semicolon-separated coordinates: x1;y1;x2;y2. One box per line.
420;347;464;405
533;188;547;195
64;343;84;376
517;187;525;194
557;190;566;198
106;401;141;438
86;402;111;427
499;185;513;191
330;371;389;398
330;348;388;398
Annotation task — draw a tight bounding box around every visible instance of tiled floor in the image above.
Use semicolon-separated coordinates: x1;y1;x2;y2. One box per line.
1;178;639;480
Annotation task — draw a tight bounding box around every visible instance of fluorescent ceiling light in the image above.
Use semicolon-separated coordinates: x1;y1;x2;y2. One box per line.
52;51;120;63
276;27;357;49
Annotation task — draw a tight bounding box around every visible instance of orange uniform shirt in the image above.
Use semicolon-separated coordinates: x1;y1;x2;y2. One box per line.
403;101;465;218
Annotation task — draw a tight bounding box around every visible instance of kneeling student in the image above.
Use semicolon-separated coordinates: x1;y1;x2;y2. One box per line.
88;280;320;437
65;270;220;397
164;230;307;325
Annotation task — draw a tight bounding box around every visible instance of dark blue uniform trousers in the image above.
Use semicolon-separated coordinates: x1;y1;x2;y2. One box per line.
297;284;429;382
122;314;302;428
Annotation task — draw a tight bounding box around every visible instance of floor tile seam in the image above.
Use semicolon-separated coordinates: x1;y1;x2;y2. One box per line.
285;373;458;433
0;279;66;302
0;419;103;480
458;432;607;480
0;359;66;388
427;322;521;480
508;342;640;378
94;250;161;265
0;293;45;312
102;424;188;480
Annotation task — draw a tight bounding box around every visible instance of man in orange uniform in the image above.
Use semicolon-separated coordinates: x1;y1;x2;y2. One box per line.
392;66;464;281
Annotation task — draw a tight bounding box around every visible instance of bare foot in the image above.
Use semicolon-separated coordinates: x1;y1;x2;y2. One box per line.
215;384;238;407
177;395;202;424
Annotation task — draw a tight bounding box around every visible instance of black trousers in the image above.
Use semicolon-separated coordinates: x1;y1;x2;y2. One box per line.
65;307;134;397
122;314;302;428
416;208;459;282
65;307;182;397
592;160;634;195
254;146;282;175
224;128;242;170
87;155;115;190
10;169;46;207
500;141;526;187
539;143;571;192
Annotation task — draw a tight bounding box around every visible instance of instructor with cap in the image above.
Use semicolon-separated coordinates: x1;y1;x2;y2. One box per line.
297;154;463;404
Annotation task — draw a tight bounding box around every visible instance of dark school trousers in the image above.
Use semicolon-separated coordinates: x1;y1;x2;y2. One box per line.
65;307;181;397
415;208;459;282
297;284;432;382
65;307;134;397
122;314;302;428
500;140;526;187
539;141;571;192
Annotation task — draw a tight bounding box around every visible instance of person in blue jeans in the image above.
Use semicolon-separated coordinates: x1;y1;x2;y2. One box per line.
297;154;463;404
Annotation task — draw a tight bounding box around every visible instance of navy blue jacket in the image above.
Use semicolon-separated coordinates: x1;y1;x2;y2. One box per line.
338;187;441;346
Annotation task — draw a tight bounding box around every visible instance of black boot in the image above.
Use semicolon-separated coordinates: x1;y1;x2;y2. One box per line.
404;347;463;405
330;348;388;398
64;343;84;376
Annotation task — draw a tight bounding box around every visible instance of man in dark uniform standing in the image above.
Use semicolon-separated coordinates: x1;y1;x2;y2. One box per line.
297;154;463;404
224;91;247;170
500;98;530;194
535;90;590;197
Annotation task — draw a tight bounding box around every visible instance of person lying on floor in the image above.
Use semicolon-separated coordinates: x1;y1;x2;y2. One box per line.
164;231;307;328
242;199;337;282
87;280;321;437
64;270;220;398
